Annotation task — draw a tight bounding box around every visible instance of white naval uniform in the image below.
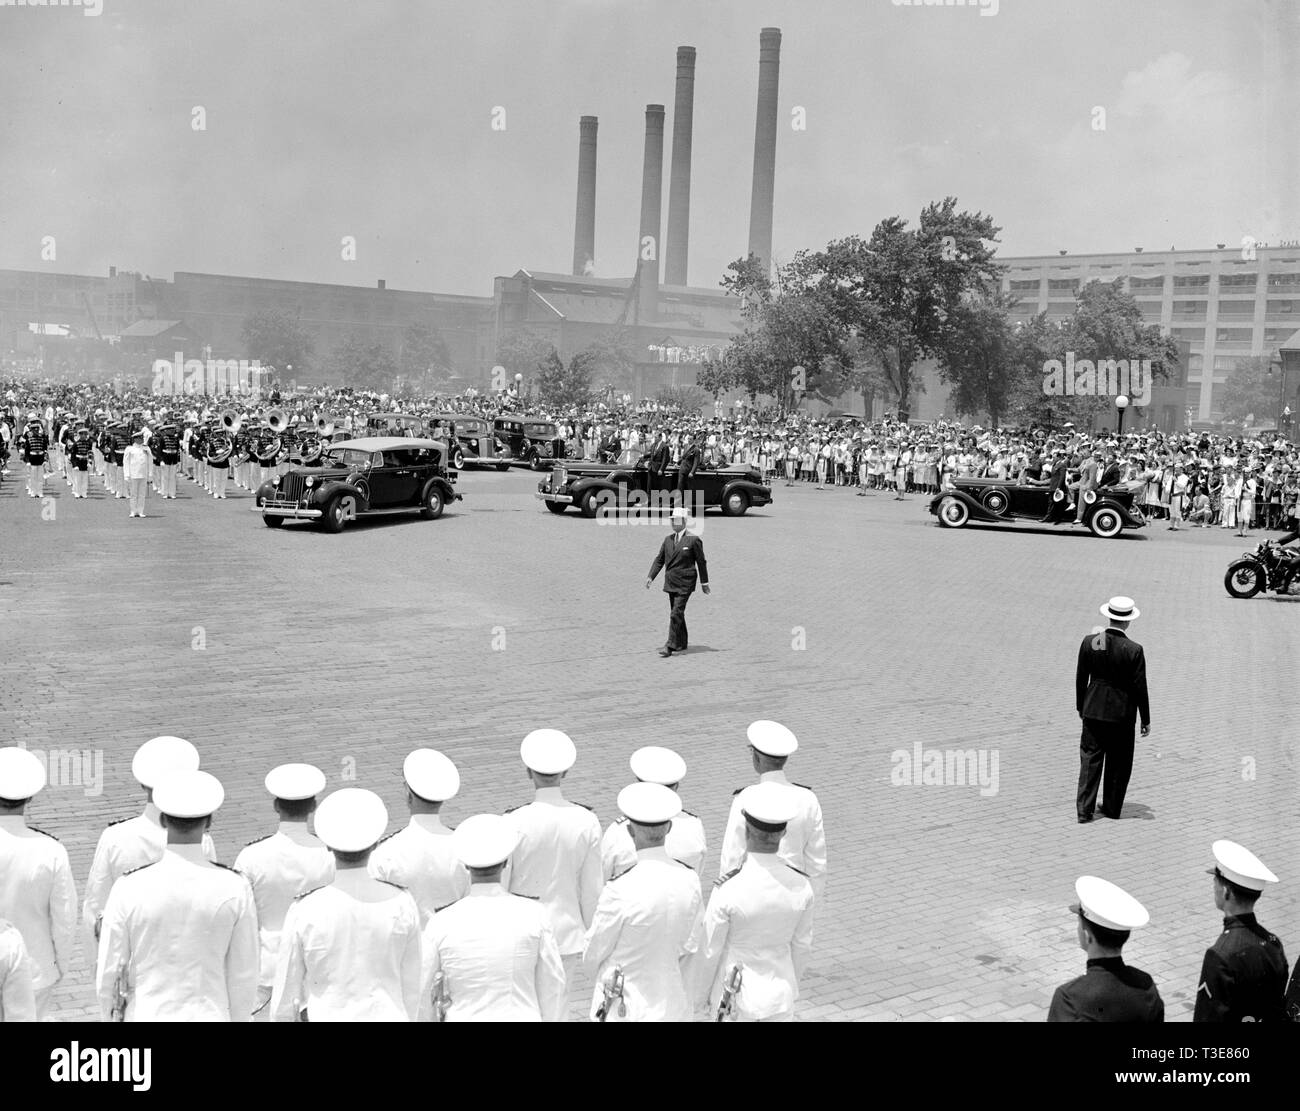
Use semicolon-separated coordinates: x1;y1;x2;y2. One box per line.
582;845;703;1022
82;806;218;951
367;815;470;924
695;853;814;1021
271;883;422;1022
502;788;603;956
0;816;76;1019
419;881;566;1022
95;844;258;1022
233;827;335;1019
0;918;36;1022
599;810;706;881
719;770;827;902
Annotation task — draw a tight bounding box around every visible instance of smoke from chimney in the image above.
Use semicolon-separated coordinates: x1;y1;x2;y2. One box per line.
747;27;781;276
665;46;696;287
572;115;598;276
636;104;665;323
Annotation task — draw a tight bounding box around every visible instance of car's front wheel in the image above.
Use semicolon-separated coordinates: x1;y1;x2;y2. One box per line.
545;500;568;515
1088;507;1123;538
722;489;750;516
936;496;969;528
452;449;464;470
496;462;510;472
421;485;445;520
321;496;350;533
262;513;284;529
579;489;602;518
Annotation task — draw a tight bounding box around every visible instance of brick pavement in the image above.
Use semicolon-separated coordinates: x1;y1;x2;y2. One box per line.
1;466;1297;1021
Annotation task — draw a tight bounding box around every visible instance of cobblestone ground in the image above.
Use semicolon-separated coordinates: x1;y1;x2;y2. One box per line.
2;464;1297;1021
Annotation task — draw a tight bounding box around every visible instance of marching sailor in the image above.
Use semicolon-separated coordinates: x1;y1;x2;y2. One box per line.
233;763;334;1022
0;919;36;1023
600;746;706;880
18;413;48;498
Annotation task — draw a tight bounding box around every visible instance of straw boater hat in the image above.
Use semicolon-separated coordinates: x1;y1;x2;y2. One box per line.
1099;596;1139;622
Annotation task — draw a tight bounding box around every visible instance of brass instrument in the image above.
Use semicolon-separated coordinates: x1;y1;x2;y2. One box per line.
595;967;626;1022
266;409;289;434
221;409;242;434
206;426;233;464
716;964;742;1022
430;971;451;1023
315;413;336;437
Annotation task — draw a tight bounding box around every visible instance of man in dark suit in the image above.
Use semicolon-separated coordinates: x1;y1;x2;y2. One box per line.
1075;596;1150;822
1040;450;1073;524
645;507;709;657
675;434;703;507
644;430;670;496
1048;876;1163;1022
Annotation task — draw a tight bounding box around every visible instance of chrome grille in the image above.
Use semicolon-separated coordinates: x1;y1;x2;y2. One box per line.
279;472;306;502
550;464;566;492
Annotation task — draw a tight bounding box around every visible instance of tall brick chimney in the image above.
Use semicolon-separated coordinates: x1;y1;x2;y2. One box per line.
665;46;696;287
747;28;781;276
572;115;598;276
636;104;665;324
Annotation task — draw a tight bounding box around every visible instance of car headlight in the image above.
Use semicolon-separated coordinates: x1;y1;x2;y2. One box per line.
274;477;281;487
305;476;315;488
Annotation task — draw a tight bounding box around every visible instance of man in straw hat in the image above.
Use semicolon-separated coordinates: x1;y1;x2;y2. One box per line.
646;505;710;657
1074;597;1151;823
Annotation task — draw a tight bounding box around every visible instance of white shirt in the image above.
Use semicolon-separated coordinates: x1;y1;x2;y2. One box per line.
420;882;566;1022
0;919;36;1022
599;811;706;881
96;844;258;1022
122;443;151;480
233;826;335;997
582;846;704;1022
719;770;827;902
272;881;422;1022
0;816;77;992
695;853;815;1020
83;806;218;952
503;788;603;955
367;815;470;925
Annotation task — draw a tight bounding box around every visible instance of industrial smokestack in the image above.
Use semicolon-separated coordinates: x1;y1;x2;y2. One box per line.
572;115;598;276
637;104;665;324
665;46;696;287
747;27;781;276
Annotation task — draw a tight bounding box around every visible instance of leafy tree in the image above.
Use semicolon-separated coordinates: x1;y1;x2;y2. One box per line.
241;309;314;376
494;329;558;385
537;349;595;408
577;328;639;396
1217;355;1278;425
324;334;399;393
933;290;1027;428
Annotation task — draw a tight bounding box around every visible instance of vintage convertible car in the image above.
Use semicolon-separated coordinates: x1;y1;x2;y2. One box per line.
253;436;461;532
536;457;772;517
928;477;1146;538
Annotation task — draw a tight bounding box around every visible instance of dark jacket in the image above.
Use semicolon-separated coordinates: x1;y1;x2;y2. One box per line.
646;441;670;476
648;531;708;594
1193;914;1289;1023
1047;957;1164;1022
1076;628;1150;728
677;444;702;482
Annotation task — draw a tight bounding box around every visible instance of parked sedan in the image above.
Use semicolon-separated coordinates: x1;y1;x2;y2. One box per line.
426;414;512;470
928;476;1145;538
536;457;772;517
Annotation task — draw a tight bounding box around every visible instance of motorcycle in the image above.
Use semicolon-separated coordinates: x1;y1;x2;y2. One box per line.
1224;540;1300;599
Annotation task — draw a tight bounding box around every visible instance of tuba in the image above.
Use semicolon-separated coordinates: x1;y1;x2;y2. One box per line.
266;409;289;434
221;409;242;434
207;425;233;464
315;413;335;438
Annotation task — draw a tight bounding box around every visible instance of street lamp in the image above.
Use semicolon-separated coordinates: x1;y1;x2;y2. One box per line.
514;372;523;399
1115;393;1129;436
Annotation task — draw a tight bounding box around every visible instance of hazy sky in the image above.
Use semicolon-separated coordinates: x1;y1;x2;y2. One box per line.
1;0;1291;296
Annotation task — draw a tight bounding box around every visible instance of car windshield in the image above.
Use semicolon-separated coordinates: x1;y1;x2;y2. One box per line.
320;448;373;469
525;424;554;436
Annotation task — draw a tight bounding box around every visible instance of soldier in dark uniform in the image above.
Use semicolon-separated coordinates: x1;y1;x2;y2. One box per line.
68;424;92;498
1075;596;1150;822
1048;876;1163;1022
154;420;182;499
109;423;130;499
18;414;49;498
1194;840;1288;1022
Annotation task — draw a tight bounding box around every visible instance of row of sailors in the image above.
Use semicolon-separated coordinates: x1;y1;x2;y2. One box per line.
0;721;827;1022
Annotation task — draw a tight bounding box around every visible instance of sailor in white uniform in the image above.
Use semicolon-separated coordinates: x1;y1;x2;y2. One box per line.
599;746;706;880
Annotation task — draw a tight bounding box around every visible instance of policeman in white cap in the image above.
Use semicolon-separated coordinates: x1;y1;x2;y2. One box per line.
1047;876;1163;1022
1194;840;1288;1022
600;747;706;880
718;721;827;903
0;747;77;1021
0;918;36;1022
96;770;258;1021
420;813;566;1022
368;749;470;925
233;763;335;1021
504;730;603;965
272;789;422;1022
82;735;218;952
695;782;814;1022
583;783;703;1022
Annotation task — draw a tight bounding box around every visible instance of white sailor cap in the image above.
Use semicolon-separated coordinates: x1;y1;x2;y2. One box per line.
738;782;799;829
1209;839;1279;892
403;749;460;802
132;735;200;789
264;763;326;801
629;745;686;786
453;813;519;869
153;770;224;820
617;782;682;825
1070;876;1150;931
0;747;47;801
520;729;576;775
746;719;798;758
313;788;388;853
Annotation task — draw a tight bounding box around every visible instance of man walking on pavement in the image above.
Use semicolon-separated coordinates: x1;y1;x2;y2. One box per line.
646;507;709;658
